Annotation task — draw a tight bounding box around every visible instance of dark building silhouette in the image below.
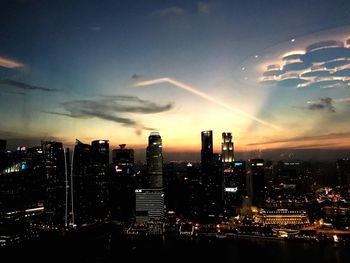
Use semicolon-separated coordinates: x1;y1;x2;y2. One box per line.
71;139;93;226
337;158;350;192
91;140;110;220
201;130;213;177
42;141;66;226
200;131;223;221
223;161;246;216
110;144;135;222
0;139;6;152
247;159;265;207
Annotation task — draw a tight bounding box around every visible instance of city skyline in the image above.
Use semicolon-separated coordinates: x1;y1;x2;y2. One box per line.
1;0;350;159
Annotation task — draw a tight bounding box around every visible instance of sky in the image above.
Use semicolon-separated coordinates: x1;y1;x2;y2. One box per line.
1;0;350;161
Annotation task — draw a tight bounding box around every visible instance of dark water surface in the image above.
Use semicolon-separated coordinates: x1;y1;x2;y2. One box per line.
1;230;349;263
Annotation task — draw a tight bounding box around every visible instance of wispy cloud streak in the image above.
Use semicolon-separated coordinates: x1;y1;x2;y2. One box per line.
0;57;24;69
44;95;173;134
0;79;61;92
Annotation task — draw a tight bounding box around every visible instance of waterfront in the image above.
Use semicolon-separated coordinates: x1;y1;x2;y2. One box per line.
1;229;349;263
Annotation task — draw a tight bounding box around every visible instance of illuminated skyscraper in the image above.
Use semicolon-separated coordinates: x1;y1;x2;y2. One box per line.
221;132;234;163
146;132;163;188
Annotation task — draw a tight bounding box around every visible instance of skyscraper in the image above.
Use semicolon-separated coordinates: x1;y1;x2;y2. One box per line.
41;141;66;226
337;158;350;193
91;140;109;220
146;132;163;188
110;144;135;222
221;132;234;163
136;132;164;222
71;139;93;226
247;159;265;207
201;130;213;174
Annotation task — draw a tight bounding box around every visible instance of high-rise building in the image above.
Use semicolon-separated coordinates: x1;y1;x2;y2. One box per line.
71;139;93;226
91;140;109;220
221;133;234;163
112;144;134;175
146;132;163;188
201;130;213;174
136;133;164;222
110;144;135;222
337;158;350;191
223;161;246;216
247;159;265;207
41;141;66;226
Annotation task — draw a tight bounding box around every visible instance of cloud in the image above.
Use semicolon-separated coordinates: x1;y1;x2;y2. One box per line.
0;79;61;92
322;59;350;69
0;57;24;69
247;132;350;146
151;7;186;17
307;97;335;112
261;38;350;89
197;2;210;14
44;95;173;133
131;74;142;80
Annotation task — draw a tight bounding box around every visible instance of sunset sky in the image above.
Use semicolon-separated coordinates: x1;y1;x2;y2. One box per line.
1;0;350;160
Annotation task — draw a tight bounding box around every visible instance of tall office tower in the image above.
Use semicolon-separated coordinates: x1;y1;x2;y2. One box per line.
146;132;163;188
337;158;350;192
72;139;93;226
223;161;246;216
91;140;110;220
42;141;66;226
247;159;265;207
110;144;135;222
221;132;234;163
201;130;213;175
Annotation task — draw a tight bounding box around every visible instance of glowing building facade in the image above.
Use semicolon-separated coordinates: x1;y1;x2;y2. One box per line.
221;132;234;163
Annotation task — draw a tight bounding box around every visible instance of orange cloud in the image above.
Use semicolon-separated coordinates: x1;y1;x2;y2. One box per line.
0;57;24;69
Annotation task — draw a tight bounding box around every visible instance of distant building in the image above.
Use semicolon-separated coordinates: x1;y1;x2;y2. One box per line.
221;132;234;163
223;161;246;216
254;209;309;226
337;158;350;190
248;159;265;207
135;189;164;222
146;132;163;188
112;144;134;173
